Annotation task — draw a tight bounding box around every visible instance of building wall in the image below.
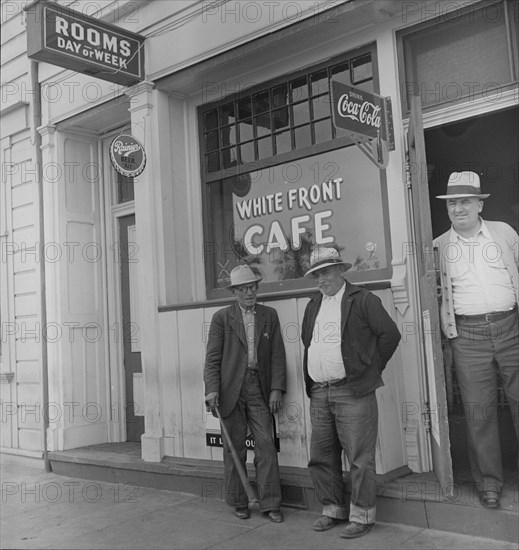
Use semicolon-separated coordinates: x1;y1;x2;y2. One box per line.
158;289;406;474
1;0;43;451
0;129;43;452
0;0;436;468
1;0;500;481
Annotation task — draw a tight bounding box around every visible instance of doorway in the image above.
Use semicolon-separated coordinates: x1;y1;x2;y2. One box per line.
424;105;519;481
119;214;145;442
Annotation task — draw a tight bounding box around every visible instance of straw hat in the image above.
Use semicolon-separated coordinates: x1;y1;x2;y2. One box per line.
226;265;262;289
304;246;352;277
436;171;489;199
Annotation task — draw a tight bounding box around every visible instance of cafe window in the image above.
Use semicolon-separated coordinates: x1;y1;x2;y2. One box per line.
199;46;393;298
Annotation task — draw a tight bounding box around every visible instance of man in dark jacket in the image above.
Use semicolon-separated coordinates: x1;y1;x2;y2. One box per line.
204;265;287;523
301;245;401;539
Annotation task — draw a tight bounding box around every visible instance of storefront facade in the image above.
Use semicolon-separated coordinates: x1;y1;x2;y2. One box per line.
1;0;517;491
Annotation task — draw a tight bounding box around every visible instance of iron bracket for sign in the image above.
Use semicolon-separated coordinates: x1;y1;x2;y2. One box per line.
337;93;395;170
345;130;390;170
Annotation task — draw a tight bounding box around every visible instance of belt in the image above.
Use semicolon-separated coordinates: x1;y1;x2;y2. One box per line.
455;306;517;323
248;368;259;376
313;377;347;388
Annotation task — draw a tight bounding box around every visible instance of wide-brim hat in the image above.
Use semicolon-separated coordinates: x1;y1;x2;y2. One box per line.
225;265;262;289
436;171;490;199
304;246;352;277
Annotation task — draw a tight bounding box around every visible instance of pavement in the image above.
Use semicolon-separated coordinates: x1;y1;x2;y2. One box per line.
1;453;518;550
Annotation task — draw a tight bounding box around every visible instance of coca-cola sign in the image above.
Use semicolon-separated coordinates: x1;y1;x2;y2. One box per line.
110;134;146;177
331;81;392;142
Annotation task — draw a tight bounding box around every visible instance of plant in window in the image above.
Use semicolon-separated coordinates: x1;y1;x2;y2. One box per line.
273;234;314;280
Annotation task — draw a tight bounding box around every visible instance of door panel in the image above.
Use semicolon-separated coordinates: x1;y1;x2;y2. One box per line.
407;95;454;494
55;133;109;448
119;214;144;441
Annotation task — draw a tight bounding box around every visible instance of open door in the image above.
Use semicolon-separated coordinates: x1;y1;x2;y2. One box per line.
407;95;454;495
119;214;145;442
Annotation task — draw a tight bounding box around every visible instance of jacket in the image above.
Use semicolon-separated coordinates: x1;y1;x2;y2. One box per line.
434;220;519;339
204;302;287;418
301;283;401;397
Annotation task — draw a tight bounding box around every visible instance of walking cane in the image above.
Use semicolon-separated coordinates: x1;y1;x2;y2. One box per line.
215;405;259;504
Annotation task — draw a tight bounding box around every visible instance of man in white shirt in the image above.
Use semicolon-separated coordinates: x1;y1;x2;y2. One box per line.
434;171;519;509
301;245;401;539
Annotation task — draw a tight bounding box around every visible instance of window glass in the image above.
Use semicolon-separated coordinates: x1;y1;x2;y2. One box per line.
206;151;219;174
313;119;332;142
200;52;374;178
401;3;513;111
199;47;388;295
275;130;291;155
312;96;330;120
351;54;373;84
220;103;235;125
257;136;273;159
220;125;235;147
117;171;134;203
205;130;219;152
239;142;255;164
207;146;388;290
291;76;308;102
311;70;329;96
294;125;311;149
238;119;253;142
204;109;218;130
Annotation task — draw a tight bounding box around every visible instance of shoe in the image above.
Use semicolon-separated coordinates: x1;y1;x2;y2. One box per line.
235;507;251;519
340;521;374;539
479;491;500;509
313;515;339;531
265;510;284;523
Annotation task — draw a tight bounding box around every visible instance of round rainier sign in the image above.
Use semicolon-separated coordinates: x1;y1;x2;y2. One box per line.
110;134;146;177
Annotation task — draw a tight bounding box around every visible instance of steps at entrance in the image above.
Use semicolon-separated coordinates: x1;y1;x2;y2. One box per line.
48;443;518;544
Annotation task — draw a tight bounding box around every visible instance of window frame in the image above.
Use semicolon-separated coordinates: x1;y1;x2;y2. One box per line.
198;44;394;300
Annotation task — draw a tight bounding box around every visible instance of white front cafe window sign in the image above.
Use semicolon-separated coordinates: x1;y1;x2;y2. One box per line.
200;50;394;298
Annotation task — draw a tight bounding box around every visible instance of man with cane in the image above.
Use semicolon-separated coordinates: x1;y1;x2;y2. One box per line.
204;265;287;522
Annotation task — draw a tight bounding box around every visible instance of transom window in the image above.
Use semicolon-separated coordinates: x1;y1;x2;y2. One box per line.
202;52;373;180
399;0;518;112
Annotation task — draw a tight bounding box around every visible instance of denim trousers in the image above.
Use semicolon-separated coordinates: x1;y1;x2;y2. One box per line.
309;383;378;524
451;311;519;493
220;369;281;512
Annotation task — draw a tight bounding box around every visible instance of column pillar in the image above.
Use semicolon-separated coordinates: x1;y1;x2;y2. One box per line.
126;82;165;461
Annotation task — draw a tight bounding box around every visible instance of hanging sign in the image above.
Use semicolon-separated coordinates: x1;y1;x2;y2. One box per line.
110;134;147;177
331;81;394;149
26;2;145;86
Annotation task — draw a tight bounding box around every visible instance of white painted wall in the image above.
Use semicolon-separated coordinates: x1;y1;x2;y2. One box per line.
0;126;43;451
157;289;405;474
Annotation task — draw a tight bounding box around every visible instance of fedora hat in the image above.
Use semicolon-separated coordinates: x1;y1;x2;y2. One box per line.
226;265;262;289
436;171;490;199
304;246;352;277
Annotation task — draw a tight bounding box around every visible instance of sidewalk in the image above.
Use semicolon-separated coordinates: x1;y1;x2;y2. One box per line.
1;453;517;550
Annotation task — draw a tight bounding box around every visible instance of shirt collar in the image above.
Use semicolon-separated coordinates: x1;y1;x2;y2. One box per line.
322;281;346;302
479;219;492;239
449;217;488;241
239;304;255;315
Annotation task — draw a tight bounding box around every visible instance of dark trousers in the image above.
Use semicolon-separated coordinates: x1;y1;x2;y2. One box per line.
451;311;519;493
221;369;281;512
308;384;378;524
